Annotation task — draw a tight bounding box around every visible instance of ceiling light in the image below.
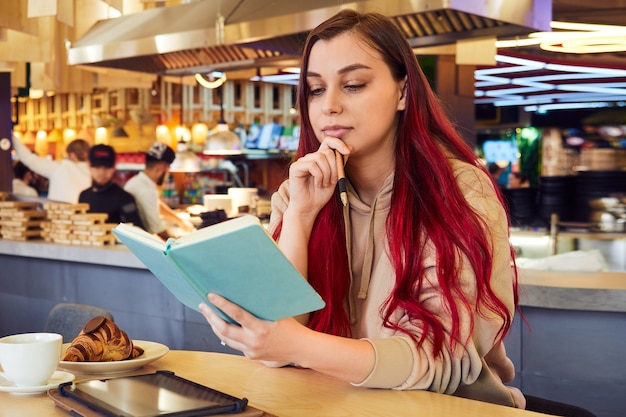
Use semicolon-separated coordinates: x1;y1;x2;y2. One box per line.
195;72;226;89
202;78;242;156
524;102;613;112
544;63;626;76
498;21;626;54
474;53;626;108
496;38;543;48
493;55;546;67
550;21;626;32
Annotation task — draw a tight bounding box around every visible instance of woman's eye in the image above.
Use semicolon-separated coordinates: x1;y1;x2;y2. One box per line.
309;87;325;96
345;83;365;92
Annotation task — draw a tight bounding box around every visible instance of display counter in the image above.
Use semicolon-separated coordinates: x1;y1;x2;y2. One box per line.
518;268;626;312
508;268;626;417
0;239;624;417
0;239;144;269
4;238;624;313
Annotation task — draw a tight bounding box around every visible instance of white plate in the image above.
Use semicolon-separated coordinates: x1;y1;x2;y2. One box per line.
58;340;169;374
0;370;75;395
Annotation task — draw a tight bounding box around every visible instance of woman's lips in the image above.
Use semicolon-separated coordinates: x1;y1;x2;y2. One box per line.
322;126;352;138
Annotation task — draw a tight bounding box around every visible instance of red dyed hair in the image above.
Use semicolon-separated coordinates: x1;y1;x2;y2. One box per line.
275;10;518;354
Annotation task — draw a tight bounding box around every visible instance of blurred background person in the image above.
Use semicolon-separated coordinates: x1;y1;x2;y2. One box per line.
12;161;39;197
12;135;91;203
79;144;145;228
508;172;530;188
124;142;194;240
488;162;508;190
488;162;505;182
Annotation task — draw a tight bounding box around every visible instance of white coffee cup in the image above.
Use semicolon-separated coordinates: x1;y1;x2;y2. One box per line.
228;187;258;216
204;194;233;214
0;332;62;387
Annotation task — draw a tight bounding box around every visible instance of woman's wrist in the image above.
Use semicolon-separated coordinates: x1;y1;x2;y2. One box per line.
282;206;318;235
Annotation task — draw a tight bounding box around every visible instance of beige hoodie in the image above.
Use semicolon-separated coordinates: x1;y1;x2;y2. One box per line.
270;158;518;407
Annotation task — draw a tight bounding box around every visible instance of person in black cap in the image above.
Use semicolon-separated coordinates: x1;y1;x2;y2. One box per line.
124;142;194;240
79;144;145;228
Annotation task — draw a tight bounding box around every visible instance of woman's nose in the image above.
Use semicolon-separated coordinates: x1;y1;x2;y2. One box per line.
322;88;342;115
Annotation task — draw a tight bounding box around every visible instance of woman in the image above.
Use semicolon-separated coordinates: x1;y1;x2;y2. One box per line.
200;9;524;408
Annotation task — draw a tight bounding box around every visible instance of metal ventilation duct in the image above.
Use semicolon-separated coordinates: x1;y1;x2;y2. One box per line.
67;0;552;76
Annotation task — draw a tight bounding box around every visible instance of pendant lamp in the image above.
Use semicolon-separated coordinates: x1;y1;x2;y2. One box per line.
170;81;201;172
203;84;242;155
170;139;201;172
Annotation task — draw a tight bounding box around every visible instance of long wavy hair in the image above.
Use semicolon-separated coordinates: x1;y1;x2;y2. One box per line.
275;9;518;355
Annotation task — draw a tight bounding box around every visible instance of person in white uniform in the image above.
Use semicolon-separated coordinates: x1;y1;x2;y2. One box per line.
12;136;91;203
124;142;194;240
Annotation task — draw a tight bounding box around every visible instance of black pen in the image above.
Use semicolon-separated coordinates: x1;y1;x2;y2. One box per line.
335;150;348;206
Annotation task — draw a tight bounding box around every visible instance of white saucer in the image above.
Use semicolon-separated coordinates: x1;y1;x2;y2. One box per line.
0;371;75;395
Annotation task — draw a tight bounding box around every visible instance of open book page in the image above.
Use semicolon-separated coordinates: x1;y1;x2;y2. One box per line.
167;217;325;322
114;217;325;323
173;215;262;247
114;222;166;250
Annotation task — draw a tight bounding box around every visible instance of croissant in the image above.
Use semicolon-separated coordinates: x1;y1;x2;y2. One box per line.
62;316;143;362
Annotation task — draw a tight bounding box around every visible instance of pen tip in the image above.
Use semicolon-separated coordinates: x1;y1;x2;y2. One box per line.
341;192;348;206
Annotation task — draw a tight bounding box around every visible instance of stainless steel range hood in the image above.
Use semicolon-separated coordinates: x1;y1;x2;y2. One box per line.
67;0;552;76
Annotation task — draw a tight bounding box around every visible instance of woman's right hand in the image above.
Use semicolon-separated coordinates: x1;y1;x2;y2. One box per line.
287;137;351;217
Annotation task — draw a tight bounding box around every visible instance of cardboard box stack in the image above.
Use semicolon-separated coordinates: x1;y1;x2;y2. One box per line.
42;203;117;246
0;201;47;240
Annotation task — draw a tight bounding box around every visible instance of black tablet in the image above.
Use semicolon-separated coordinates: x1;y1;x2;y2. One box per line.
58;370;248;417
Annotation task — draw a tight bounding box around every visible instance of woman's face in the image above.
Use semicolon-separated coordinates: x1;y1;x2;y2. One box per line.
306;32;406;158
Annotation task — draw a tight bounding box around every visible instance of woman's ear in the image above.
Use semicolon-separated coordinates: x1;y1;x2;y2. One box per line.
397;76;408;111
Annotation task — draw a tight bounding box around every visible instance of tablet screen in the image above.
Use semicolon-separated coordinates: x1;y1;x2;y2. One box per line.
60;371;247;417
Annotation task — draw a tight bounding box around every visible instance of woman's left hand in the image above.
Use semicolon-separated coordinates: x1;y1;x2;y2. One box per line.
199;293;306;363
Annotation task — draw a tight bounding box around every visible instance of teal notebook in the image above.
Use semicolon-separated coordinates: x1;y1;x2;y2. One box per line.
113;215;325;324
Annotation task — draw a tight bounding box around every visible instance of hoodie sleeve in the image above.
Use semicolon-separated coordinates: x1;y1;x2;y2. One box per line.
269;180;290;234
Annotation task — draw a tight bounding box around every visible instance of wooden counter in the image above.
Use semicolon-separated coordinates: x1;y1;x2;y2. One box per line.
1;351;549;417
